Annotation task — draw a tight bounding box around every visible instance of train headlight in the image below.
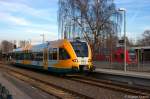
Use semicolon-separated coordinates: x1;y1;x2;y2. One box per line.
72;59;78;62
88;59;92;62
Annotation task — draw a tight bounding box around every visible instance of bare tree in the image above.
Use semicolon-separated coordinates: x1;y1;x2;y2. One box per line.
19;40;30;48
1;40;15;54
137;30;150;46
58;0;121;58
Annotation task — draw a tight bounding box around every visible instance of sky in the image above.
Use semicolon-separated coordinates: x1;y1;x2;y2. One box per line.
0;0;58;44
115;0;150;41
0;0;150;44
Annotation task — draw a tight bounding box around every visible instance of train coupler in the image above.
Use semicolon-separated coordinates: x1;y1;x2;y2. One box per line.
88;65;95;72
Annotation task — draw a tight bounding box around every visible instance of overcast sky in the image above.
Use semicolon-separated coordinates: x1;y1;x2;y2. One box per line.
0;0;150;44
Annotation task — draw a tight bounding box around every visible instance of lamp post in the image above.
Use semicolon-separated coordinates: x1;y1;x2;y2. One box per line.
118;8;126;72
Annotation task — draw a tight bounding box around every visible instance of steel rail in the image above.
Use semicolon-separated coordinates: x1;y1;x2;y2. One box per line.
66;75;150;96
1;66;92;99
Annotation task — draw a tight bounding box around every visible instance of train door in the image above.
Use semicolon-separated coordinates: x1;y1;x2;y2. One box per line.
48;48;58;68
43;48;48;70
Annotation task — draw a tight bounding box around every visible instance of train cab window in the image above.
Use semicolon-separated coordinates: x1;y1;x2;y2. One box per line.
53;48;57;60
59;48;70;60
71;41;88;57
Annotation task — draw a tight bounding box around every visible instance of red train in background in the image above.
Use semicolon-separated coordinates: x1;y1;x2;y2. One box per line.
95;48;137;65
112;48;137;64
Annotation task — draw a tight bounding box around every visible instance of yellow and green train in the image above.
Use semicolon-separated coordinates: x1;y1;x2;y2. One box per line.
11;39;95;74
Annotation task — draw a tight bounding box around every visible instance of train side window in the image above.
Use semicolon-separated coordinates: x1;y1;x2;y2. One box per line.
28;53;32;60
24;53;27;60
15;53;18;60
113;54;117;58
33;52;43;61
120;53;124;59
38;52;43;61
15;53;17;59
53;48;57;60
20;53;24;60
26;53;28;60
32;52;36;61
25;53;29;60
49;48;53;60
40;52;43;61
35;52;39;61
31;53;33;60
12;53;15;59
19;53;22;60
35;52;38;61
16;53;20;60
59;48;70;60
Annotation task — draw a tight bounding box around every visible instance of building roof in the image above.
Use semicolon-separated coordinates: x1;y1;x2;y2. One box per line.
131;46;150;49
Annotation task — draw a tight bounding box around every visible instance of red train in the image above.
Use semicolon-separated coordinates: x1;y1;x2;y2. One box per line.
95;48;137;64
112;48;137;64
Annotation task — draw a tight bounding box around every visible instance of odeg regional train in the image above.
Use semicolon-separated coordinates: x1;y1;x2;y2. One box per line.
10;39;94;74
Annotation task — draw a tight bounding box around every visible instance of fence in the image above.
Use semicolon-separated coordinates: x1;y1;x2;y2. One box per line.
94;47;150;73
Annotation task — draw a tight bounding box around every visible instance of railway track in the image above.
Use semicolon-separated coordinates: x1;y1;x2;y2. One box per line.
1;65;92;99
66;75;150;97
1;64;150;99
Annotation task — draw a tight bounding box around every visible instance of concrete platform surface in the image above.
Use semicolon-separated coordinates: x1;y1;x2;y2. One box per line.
96;68;150;79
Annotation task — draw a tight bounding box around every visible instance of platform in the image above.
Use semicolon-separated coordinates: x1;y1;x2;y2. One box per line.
94;68;150;87
96;68;150;79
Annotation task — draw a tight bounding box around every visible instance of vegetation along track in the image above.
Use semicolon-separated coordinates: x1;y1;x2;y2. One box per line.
66;75;150;96
1;65;92;99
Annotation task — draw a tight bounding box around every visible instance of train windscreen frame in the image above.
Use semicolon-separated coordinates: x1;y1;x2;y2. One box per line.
71;41;88;57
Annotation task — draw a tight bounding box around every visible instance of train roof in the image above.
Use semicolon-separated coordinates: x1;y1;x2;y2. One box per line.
13;47;24;52
13;39;88;52
13;39;71;52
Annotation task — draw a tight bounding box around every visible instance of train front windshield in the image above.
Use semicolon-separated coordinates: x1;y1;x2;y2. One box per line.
71;42;88;57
